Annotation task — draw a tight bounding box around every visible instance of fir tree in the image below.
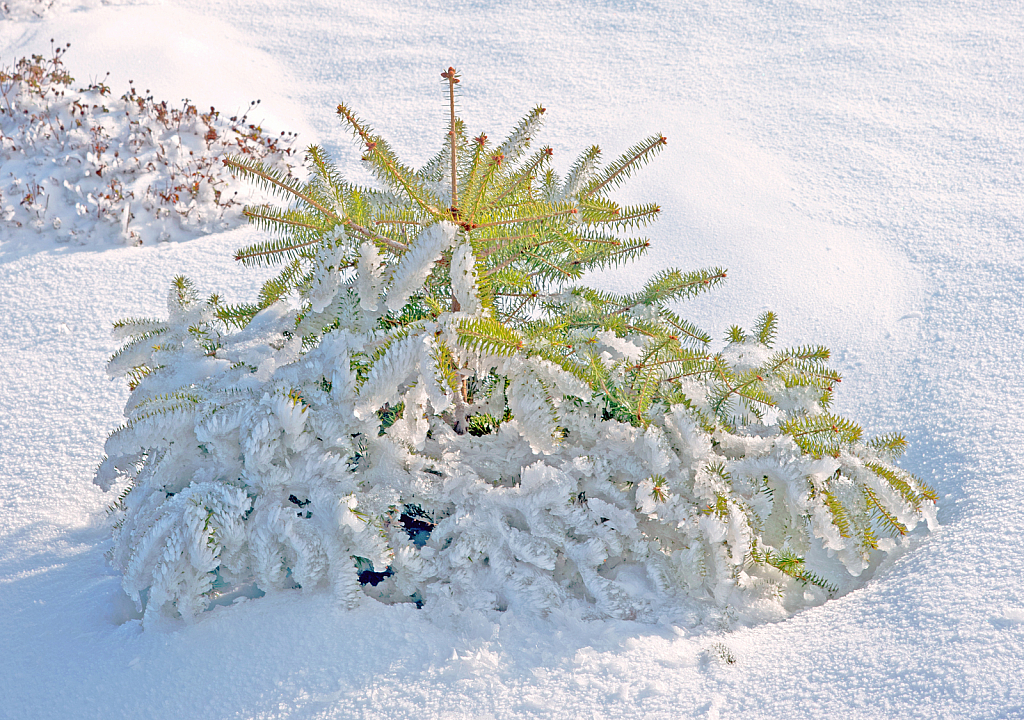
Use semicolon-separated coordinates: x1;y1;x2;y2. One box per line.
97;68;937;626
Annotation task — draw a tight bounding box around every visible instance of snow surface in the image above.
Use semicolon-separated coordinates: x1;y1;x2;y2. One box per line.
2;1;1022;717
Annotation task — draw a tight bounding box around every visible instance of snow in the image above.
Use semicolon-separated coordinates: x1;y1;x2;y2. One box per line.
2;0;1022;717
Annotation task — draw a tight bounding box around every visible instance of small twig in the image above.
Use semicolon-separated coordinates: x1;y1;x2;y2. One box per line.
344;218;408;253
441;66;459;212
475;207;577;230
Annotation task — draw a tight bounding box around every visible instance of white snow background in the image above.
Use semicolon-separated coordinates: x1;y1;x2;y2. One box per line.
1;0;1022;717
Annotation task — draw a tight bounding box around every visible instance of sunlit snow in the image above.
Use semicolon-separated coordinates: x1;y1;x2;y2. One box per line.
1;1;1021;717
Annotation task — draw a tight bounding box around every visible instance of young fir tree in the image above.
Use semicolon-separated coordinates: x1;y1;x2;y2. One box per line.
96;68;937;627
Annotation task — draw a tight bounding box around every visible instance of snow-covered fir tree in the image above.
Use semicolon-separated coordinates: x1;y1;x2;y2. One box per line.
96;68;937;627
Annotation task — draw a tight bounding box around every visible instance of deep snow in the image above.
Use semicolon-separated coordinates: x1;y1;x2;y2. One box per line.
1;1;1022;718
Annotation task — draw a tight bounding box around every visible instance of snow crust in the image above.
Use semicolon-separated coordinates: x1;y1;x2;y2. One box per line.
2;1;1022;717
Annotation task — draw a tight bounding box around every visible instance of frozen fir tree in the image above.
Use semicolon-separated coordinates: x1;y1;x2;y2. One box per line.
96;68;937;627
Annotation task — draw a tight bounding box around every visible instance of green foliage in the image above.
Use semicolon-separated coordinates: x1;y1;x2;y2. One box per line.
780;413;864;458
219;67;937;599
868;432;909;459
754;311;777;347
751;545;839;594
225;83;684;352
458;316;525;355
221;67;935;479
100;67;939;624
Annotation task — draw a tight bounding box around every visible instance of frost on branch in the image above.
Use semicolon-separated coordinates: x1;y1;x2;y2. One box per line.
97;72;936;628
